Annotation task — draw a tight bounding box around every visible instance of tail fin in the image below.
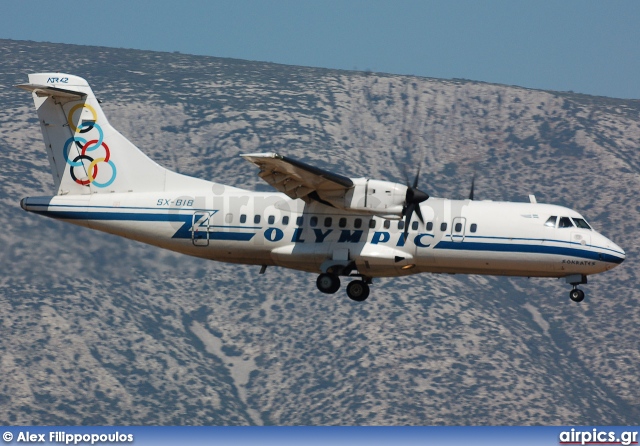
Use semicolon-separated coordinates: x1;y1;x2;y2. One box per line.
17;73;170;195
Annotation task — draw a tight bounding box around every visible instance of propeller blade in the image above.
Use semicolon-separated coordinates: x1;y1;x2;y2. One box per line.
403;203;414;242
415;203;425;224
402;165;430;241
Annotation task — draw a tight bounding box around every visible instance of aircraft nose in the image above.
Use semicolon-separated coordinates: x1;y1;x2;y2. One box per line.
606;240;625;265
595;232;625;266
616;245;626;264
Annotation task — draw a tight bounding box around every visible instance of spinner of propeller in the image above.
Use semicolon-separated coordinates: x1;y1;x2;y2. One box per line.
402;168;429;241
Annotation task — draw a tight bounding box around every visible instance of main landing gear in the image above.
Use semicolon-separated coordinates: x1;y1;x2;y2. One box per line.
316;273;340;294
346;280;370;302
564;274;587;303
316;273;371;302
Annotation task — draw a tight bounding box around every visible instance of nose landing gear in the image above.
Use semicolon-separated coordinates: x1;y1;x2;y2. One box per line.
569;287;585;303
564;274;588;303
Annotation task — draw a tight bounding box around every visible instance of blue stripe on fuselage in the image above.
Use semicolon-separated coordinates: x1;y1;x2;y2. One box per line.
31;209;191;222
30;209;256;242
434;240;624;264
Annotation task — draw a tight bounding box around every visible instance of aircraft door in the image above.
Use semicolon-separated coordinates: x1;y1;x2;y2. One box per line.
192;211;212;246
451;217;466;242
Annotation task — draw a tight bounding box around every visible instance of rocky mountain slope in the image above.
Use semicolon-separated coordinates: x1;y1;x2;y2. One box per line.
0;39;638;425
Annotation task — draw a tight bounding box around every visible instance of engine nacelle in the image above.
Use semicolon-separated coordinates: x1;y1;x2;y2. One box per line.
341;178;407;218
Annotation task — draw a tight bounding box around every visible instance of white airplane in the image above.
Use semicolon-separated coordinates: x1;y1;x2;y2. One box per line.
17;73;625;303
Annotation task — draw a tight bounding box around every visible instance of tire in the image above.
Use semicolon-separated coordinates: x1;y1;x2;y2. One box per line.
569;289;585;303
317;273;340;294
347;280;370;302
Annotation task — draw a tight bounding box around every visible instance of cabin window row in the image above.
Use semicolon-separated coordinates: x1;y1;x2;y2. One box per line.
226;214;478;233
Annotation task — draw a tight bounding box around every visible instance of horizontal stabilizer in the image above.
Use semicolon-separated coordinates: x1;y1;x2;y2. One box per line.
15;83;87;100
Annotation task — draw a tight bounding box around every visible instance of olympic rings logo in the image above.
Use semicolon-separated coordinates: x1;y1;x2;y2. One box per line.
64;104;117;188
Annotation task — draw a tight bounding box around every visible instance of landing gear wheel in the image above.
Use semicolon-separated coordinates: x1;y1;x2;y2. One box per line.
346;280;370;302
317;273;340;294
569;288;585;303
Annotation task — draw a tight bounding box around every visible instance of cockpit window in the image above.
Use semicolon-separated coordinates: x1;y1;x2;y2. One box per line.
545;216;557;228
572;218;592;230
558;217;574;228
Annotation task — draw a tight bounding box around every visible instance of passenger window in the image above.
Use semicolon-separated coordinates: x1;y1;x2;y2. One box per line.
455;222;462;233
268;216;275;225
254;215;261;224
282;216;289;225
426;222;433;231
440;222;447;232
324;217;332;227
369;219;376;229
383;220;391;229
545;216;557;228
225;213;233;223
240;214;247;224
470;223;477;233
339;217;347;228
559;217;574;228
572;218;592;230
310;216;318;227
354;218;362;229
398;221;405;230
296;216;304;226
412;221;419;231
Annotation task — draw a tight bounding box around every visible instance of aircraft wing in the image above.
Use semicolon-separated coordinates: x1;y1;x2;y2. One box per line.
241;152;354;200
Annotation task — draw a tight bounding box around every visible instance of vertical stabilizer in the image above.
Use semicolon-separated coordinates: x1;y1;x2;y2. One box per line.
17;73;169;195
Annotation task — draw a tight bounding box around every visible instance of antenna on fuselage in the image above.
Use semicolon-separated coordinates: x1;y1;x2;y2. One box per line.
468;174;475;200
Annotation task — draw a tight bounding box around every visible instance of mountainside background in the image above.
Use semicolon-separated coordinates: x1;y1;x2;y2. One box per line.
0;39;639;425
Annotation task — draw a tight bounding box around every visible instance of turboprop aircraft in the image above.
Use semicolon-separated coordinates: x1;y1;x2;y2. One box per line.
17;73;625;303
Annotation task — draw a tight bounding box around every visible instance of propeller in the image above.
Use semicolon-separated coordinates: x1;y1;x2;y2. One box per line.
468;174;475;200
403;166;430;241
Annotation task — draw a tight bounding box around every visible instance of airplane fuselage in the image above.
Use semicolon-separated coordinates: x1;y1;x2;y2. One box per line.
22;184;624;280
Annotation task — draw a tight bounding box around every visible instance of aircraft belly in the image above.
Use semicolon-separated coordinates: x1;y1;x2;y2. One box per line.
430;253;556;276
270;244;328;273
205;244;273;265
85;219;272;264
